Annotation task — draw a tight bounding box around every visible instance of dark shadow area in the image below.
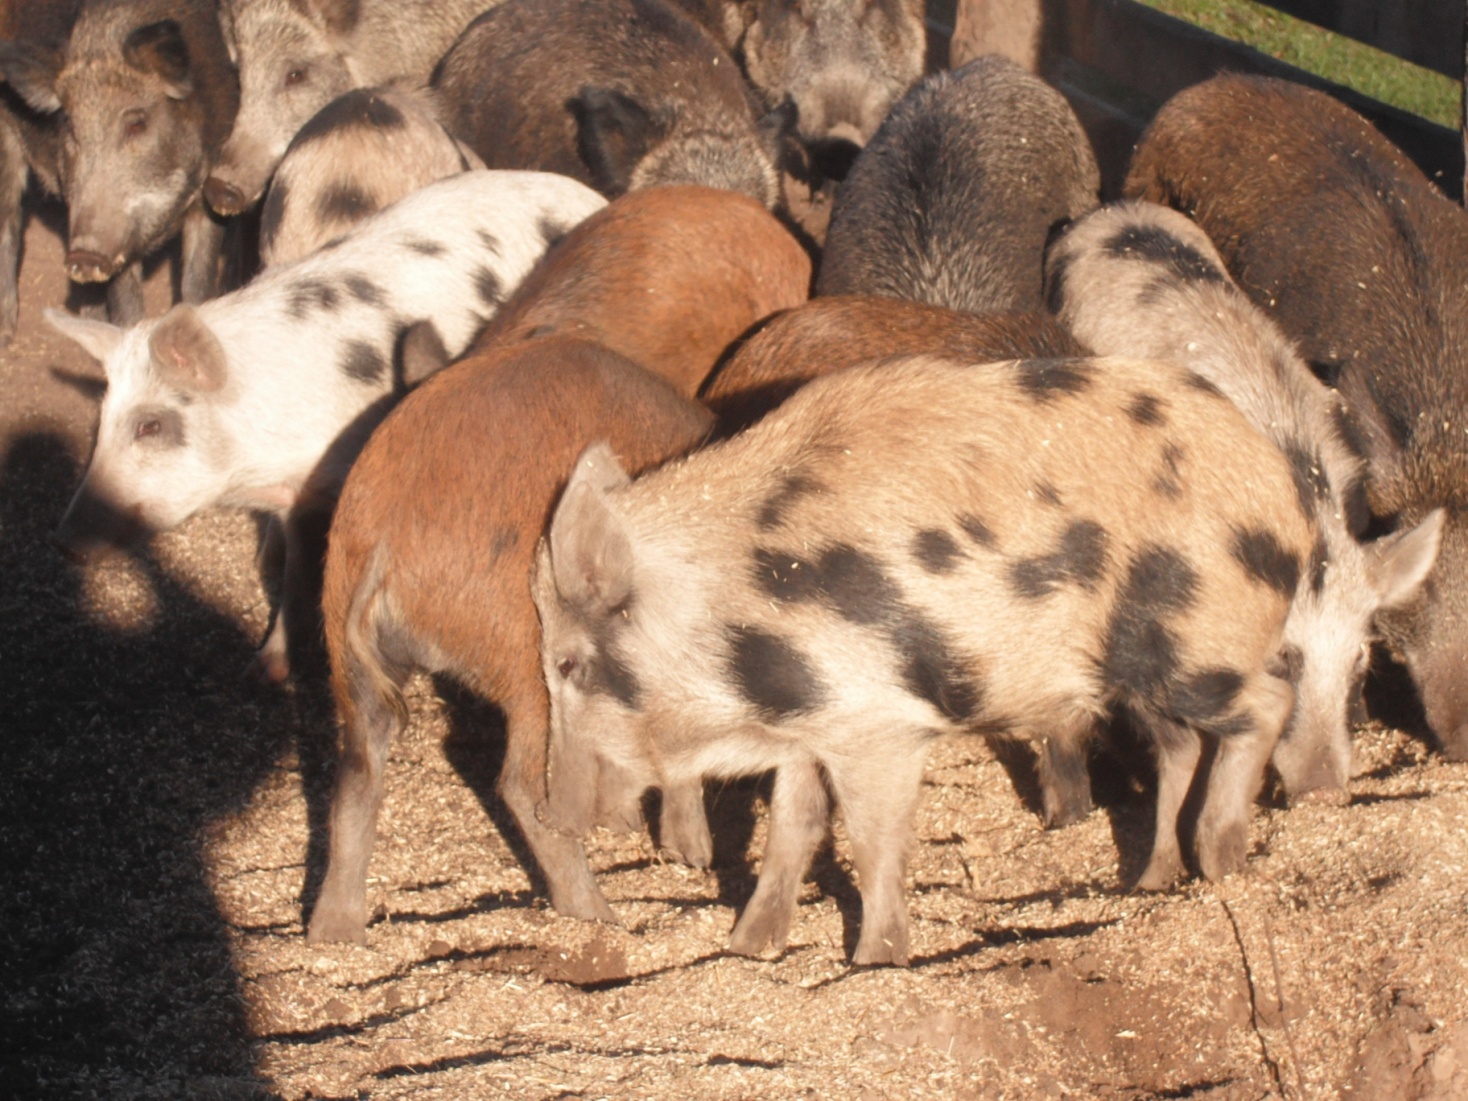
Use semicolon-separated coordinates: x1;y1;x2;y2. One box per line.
1363;642;1436;749
0;426;315;1097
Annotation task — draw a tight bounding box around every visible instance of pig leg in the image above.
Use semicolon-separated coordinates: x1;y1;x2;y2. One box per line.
179;198;226;304
728;758;829;956
593;757;646;833
498;687;618;924
825;741;929;966
1194;672;1294;881
1038;732;1093;828
658;778;713;869
252;499;331;685
1137;715;1202;892
105;262;146;328
0;122;24;346
309;666;404;943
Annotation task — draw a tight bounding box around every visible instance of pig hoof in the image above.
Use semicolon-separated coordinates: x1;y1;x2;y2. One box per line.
306;907;367;945
1042;790;1093;829
1197;822;1249;882
852;932;909;968
728;902;793;957
1135;854;1184;892
549;882;619;925
659;818;713;870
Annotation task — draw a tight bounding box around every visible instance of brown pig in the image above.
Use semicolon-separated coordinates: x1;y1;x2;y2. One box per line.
476;184;812;397
308;335;713;944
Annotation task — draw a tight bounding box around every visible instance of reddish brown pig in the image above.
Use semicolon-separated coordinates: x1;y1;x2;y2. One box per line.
307;335;713;943
1125;74;1468;761
476;185;811;397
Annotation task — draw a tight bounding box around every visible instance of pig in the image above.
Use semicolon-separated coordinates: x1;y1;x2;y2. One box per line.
1125;73;1468;761
816;54;1100;314
701;295;1095;829
0;0;238;326
475;184;812;397
205;0;496;216
431;0;790;209
1046;199;1444;803
535;351;1315;964
258;83;484;267
46;169;606;683
0;0;77;345
308;335;713;943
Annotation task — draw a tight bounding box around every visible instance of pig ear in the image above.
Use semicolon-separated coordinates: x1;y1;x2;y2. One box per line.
549;442;635;614
396;320;451;387
148;304;228;393
123;20;194;100
43;308;124;368
300;0;364;37
1369;508;1445;610
572;86;668;196
0;40;65;115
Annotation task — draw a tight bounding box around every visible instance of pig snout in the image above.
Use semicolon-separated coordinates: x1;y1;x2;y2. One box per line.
203;176;251;217
53;482;149;562
64;248;126;285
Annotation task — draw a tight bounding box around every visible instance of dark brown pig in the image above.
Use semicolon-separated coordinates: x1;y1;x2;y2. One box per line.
476;184;811;397
1125;73;1468;760
307;335;714;944
817;54;1099;313
432;0;789;208
0;0;238;325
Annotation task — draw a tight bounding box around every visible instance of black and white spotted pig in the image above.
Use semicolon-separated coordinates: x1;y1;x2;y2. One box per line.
258;84;483;267
47;169;606;683
816;54;1099;314
1046;200;1443;804
432;0;789;208
205;0;497;216
1125;73;1468;762
0;0;238;325
535;353;1314;964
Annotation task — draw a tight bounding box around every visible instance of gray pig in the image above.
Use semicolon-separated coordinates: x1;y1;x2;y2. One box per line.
1126;73;1468;761
205;0;497;215
535;352;1314;964
47;169;606;682
431;0;789;208
1046;200;1443;803
817;54;1099;314
0;0;238;325
258;83;483;267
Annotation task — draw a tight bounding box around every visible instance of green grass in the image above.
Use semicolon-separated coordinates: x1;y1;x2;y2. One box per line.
1135;0;1461;127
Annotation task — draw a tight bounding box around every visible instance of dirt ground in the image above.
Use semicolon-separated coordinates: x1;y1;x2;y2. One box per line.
3;202;1468;1101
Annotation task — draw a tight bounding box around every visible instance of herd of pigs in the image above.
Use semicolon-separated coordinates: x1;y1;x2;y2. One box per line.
2;0;1465;971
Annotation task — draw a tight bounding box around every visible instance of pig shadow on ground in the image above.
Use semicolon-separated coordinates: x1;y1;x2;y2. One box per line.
0;426;320;1096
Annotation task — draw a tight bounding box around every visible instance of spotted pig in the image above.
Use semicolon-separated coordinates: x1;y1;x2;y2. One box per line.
1125;73;1468;761
1046;200;1443;804
535;353;1314;965
47;169;606;683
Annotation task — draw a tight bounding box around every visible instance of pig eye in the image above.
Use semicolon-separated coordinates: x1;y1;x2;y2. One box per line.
284;67;308;88
135;417;162;440
123;111;147;139
556;656;577;679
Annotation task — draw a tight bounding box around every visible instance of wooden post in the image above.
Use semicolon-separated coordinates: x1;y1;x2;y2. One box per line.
951;0;1046;72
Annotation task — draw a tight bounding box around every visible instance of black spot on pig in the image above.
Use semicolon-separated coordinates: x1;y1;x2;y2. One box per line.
477;229;501;256
757;473;823;529
1184;372;1225;399
316;182;380;225
295;87;409;149
914;529;963;573
753;547;824;603
894;616;983;723
405;237;446;257
1171;667;1249;735
538;215;570;248
1127;392;1167;426
1341;476;1372;539
288;277;342;318
1034;481;1064;508
475;267;504;307
816;544;903;626
1153;442;1185;499
588;641;642;708
728;625;825;720
1044;249;1073;315
1231;527;1301;596
1104;223;1225;285
1284;441;1329;517
1008;519;1109;599
1101;545;1199;700
1014;358;1094;402
959;513;997;549
342;273;385;307
340;340;388;385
